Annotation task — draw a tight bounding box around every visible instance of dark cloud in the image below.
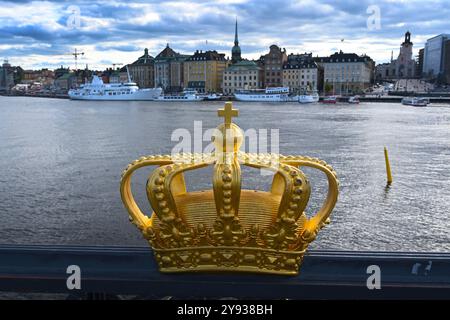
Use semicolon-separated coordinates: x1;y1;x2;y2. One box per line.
1;0;450;68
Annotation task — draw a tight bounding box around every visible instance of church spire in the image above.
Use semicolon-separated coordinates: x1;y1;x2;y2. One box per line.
231;17;242;64
234;17;239;46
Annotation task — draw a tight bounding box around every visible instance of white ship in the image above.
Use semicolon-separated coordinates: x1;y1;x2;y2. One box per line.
401;97;429;107
298;91;319;104
234;87;291;102
155;89;205;101
68;69;162;101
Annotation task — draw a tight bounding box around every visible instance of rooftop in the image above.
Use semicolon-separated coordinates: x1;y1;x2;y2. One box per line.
186;50;226;62
131;48;154;65
320;50;373;63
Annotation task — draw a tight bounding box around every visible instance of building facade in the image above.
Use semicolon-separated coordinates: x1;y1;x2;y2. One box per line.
375;31;417;81
154;44;189;92
0;60;22;92
262;45;287;87
183;50;228;93
423;34;450;82
128;48;155;88
417;48;424;78
282;53;320;93
222;60;262;94
109;66;129;84
54;72;77;91
320;51;374;95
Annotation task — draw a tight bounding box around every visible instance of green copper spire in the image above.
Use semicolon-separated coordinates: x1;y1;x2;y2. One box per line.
231;17;241;64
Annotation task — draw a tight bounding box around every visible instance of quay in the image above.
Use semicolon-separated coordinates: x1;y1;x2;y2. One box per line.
3;93;450;104
0;245;449;299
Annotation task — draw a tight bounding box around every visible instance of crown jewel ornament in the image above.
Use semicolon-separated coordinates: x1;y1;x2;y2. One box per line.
120;102;339;275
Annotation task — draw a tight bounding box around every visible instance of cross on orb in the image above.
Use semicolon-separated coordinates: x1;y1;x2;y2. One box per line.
218;102;239;125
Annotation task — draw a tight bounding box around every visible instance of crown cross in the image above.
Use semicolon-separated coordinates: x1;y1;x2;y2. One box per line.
218;102;239;125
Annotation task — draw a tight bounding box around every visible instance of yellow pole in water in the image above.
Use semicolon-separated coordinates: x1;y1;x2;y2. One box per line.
384;147;393;185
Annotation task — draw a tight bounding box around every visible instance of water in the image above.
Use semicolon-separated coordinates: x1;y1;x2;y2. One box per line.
0;96;449;252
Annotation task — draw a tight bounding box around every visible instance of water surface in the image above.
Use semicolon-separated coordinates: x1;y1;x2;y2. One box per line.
0;96;449;252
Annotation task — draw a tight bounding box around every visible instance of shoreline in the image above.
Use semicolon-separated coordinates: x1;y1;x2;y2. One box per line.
3;93;450;104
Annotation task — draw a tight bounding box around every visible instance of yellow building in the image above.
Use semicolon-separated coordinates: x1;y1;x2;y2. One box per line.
183;50;229;93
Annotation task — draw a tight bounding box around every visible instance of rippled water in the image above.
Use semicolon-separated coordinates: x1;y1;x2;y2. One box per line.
0;96;449;252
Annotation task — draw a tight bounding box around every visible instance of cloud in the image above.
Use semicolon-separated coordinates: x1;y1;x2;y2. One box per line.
0;0;449;69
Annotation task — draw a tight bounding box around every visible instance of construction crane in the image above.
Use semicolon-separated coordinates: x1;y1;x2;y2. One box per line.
67;48;84;71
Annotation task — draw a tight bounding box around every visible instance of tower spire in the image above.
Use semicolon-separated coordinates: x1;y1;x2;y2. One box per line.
234;17;238;46
231;17;241;64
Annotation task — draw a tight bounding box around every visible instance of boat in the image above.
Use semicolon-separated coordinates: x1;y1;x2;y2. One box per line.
401;97;428;107
322;96;337;104
200;93;223;101
234;87;290;102
348;96;360;104
68;69;162;101
298;91;319;104
155;89;204;101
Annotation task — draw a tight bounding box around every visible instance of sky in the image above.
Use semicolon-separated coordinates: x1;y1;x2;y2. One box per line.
0;0;449;70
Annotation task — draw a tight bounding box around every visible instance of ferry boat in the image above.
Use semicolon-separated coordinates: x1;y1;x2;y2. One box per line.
234;87;291;102
348;96;360;104
155;89;204;101
401;97;429;107
68;72;162;101
322;96;337;104
199;93;223;101
298;91;319;104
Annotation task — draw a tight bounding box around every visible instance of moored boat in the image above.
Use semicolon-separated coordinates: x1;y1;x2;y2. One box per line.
155;89;204;101
68;69;162;101
322;96;337;104
298;91;319;104
200;93;223;101
234;87;290;102
401;97;428;107
348;96;360;104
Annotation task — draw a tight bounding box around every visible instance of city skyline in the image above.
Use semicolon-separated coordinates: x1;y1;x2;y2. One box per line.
1;0;450;70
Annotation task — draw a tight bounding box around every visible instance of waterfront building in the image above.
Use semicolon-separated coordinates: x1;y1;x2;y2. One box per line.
262;45;287;87
22;69;55;87
183;50;228;93
375;31;417;81
54;66;70;79
109;66;129;83
282;53;321;93
0;60;23;93
320;51;374;95
54;72;77;91
231;18;242;64
154;44;189;92
222;60;262;94
423;34;450;83
127;48;155;88
417;48;424;78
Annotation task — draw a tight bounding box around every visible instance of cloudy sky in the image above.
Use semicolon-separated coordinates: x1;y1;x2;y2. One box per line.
0;0;449;70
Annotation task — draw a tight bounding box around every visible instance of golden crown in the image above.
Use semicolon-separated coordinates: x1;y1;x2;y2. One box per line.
120;102;339;275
